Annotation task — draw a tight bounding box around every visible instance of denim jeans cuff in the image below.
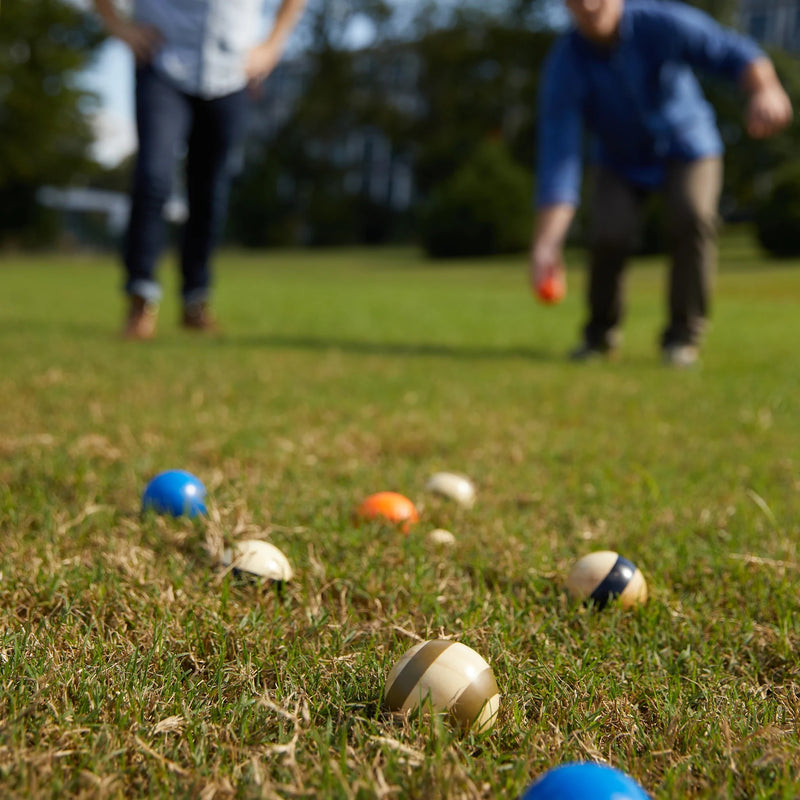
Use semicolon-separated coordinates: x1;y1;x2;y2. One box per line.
127;280;162;304
182;288;210;307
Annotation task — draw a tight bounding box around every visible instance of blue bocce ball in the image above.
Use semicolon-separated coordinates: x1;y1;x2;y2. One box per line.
521;762;650;800
142;470;207;518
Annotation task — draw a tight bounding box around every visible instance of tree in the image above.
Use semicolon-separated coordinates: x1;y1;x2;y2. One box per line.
231;0;413;246
754;161;800;257
419;138;532;258
0;0;103;247
412;12;553;194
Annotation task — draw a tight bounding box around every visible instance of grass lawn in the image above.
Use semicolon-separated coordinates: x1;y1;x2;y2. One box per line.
1;228;799;798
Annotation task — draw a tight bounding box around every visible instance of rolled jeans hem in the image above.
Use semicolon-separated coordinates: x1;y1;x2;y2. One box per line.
127;280;162;304
182;288;211;306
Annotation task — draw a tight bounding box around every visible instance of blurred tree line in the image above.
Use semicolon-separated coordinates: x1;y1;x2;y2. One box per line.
0;0;103;247
2;0;800;256
227;0;553;253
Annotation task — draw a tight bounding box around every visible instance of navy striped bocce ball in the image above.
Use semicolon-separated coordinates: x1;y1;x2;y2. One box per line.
566;551;648;610
384;640;500;733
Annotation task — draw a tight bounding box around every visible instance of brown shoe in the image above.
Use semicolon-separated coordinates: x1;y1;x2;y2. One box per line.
123;295;158;340
182;300;219;333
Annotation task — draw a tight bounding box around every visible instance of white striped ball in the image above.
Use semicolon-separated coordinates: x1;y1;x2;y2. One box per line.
384;639;499;733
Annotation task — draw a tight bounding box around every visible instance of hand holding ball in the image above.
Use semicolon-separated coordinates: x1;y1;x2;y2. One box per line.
535;269;566;305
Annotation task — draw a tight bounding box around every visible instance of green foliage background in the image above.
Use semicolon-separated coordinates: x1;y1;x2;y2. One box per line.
4;1;800;256
0;0;102;246
419;140;532;257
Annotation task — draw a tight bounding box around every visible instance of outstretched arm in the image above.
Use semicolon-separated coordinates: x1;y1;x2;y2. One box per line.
244;0;307;87
529;203;576;291
741;57;793;139
92;0;163;64
656;3;792;139
532;45;583;293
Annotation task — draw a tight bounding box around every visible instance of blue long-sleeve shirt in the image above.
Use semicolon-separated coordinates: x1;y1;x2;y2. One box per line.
536;0;764;207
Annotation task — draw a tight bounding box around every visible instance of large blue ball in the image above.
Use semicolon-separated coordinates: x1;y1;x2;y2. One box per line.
142;470;207;518
521;762;650;800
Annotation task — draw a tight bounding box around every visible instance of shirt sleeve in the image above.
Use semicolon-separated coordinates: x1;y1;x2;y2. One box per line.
659;1;765;82
536;44;584;208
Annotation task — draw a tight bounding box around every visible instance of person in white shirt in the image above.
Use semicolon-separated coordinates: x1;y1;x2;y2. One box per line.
93;0;306;339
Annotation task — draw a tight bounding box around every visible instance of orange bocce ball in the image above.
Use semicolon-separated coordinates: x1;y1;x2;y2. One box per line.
354;491;419;532
536;272;566;305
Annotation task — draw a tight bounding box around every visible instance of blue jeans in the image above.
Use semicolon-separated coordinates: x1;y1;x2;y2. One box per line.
124;65;250;305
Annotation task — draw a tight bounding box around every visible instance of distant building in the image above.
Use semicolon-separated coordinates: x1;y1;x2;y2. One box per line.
37;187;131;236
740;0;800;52
37;186;187;245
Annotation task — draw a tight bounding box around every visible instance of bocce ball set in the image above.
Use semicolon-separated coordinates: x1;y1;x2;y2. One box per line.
139;468;651;796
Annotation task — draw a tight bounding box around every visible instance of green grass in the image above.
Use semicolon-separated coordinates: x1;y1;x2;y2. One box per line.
1;228;799;798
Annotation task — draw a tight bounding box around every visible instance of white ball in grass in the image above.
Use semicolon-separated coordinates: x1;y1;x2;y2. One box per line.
384;640;500;733
221;540;293;583
427;528;457;546
425;472;476;508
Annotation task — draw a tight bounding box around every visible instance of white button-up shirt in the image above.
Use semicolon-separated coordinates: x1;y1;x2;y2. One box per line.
134;0;265;98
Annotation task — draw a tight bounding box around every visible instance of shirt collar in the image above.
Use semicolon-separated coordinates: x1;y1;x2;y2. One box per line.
569;3;632;58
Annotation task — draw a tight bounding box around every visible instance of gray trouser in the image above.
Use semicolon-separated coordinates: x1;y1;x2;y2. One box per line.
584;157;723;349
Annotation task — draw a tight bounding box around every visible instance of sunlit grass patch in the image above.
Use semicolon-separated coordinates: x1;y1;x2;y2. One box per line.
1;232;799;798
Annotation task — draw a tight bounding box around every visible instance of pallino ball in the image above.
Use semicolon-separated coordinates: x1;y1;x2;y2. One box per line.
427;528;457;547
221;539;293;583
565;550;647;609
520;762;650;800
141;469;207;518
383;639;500;733
354;491;419;532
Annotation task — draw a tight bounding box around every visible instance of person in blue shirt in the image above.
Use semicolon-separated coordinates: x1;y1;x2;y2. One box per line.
531;0;792;366
93;0;306;339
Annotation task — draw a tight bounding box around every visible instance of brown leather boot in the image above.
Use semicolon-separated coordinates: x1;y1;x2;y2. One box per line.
123;295;158;340
182;300;219;333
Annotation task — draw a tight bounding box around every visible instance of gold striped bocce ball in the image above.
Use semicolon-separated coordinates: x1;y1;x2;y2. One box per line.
566;551;647;610
383;640;500;733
